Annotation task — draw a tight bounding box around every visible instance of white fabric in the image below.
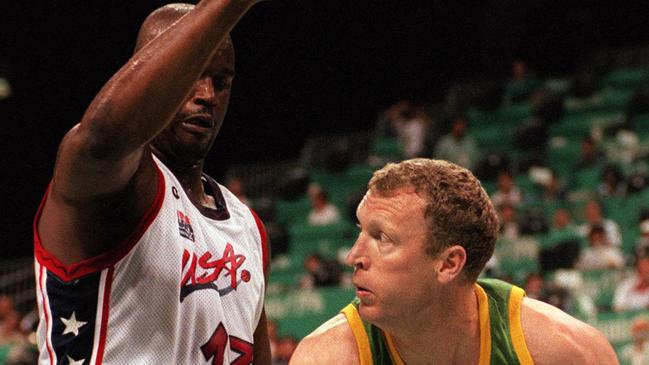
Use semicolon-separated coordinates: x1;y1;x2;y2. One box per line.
36;156;265;364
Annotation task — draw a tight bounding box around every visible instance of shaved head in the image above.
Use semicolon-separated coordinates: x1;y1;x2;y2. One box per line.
134;3;233;54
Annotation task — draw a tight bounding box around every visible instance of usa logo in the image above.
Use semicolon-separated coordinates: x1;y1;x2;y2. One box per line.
177;211;195;242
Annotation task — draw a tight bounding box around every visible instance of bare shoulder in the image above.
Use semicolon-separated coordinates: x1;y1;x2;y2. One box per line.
521;297;619;365
289;313;359;365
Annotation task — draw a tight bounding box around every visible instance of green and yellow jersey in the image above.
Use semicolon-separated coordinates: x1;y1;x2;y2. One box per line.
341;278;535;365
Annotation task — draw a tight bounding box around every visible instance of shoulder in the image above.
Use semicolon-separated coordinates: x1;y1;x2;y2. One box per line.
520;297;619;365
290;313;359;365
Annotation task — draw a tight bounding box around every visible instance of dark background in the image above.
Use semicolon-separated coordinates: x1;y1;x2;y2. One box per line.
3;1;649;258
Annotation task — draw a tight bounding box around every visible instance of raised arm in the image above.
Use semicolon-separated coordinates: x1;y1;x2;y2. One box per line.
54;0;259;200
38;0;261;264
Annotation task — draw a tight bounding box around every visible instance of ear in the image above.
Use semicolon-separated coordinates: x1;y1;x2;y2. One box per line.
435;245;467;284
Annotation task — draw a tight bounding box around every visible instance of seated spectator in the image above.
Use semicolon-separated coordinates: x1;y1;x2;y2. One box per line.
498;204;520;241
613;247;649;312
502;58;541;105
433;114;479;171
541;170;567;202
274;335;299;365
597;164;627;198
0;295;32;364
573;136;604;171
538;209;582;272
621;318;649;365
307;184;341;226
578;199;622;247
491;170;523;208
576;225;624;270
392;104;430;159
636;219;649;252
523;272;546;300
299;254;342;289
225;175;251;206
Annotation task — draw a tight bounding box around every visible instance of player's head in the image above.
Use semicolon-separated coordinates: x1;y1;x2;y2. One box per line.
136;3;236;168
364;158;498;282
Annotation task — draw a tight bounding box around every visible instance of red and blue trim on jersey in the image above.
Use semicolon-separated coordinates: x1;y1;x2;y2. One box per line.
33;165;164;364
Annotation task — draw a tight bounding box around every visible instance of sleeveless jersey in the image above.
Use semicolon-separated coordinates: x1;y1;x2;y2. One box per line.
33;155;268;365
341;278;535;365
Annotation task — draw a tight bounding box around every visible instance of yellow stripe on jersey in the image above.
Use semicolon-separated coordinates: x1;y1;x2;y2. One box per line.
383;332;406;365
341;303;373;365
508;286;535;365
475;284;492;365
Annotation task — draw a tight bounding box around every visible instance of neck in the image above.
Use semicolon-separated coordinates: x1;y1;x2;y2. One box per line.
152;150;213;207
389;283;481;365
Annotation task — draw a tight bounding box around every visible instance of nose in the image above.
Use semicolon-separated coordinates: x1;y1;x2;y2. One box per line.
193;77;218;108
346;234;369;271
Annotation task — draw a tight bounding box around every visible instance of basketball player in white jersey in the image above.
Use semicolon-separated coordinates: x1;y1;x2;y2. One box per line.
33;1;271;364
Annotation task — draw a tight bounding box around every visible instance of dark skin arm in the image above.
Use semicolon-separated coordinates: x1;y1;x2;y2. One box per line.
38;0;261;264
253;230;272;365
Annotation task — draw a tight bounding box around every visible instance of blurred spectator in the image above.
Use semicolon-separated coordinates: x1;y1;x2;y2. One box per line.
225;175;251;206
576;225;624;270
597;164;627;198
299;254;342;289
523;272;546;300
541;170;567;202
375;100;431;158
573;136;604;171
578;199;622;247
0;295;32;365
307;184;341;226
274;335;298;365
502;59;541;105
636;220;649;252
538;209;582;272
491;170;523;208
621;318;649;365
433;114;479;171
552;208;577;232
498;204;520;241
613;247;649;312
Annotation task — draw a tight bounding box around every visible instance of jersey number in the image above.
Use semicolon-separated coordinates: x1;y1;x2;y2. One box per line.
201;323;254;365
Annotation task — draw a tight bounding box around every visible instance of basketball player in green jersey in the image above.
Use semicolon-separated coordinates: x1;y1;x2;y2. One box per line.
291;159;618;365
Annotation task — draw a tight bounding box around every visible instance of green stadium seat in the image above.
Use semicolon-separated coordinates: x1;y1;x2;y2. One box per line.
276;197;311;226
371;137;402;160
266;287;355;339
600;68;649;90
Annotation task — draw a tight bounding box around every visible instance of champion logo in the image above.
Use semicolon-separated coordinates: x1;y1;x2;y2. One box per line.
177;211;195;242
179;243;250;302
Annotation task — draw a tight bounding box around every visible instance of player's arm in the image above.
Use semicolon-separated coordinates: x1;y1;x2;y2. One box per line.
253;211;272;365
39;0;262;263
290;314;359;365
53;0;261;201
521;297;619;365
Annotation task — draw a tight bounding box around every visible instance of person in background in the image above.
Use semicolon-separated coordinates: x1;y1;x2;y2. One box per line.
613;246;649;312
576;225;625;270
621;318;649;365
307;184;341;226
433;114;480;171
491;170;523;208
578;199;622;247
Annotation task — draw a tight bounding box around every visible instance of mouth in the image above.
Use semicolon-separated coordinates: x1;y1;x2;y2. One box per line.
181;114;214;133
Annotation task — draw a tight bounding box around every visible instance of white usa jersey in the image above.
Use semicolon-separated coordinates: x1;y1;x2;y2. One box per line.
33;155;268;365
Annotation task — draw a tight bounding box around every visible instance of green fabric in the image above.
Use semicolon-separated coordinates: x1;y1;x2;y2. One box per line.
478;278;522;365
347;278;523;364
